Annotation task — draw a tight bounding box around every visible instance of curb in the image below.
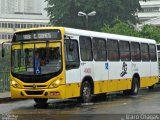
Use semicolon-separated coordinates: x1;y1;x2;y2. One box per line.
0;97;25;104
0;97;12;104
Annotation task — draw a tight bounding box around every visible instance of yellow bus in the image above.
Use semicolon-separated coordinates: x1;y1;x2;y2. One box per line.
3;27;159;104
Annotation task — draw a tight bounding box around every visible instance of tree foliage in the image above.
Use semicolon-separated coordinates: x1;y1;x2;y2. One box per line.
45;0;141;30
101;20;160;43
139;25;160;43
101;19;139;36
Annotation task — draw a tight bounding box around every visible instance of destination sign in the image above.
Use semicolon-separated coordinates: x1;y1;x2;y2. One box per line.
13;29;61;42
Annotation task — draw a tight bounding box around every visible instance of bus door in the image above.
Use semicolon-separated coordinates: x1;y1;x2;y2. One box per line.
64;37;81;97
79;36;94;88
149;45;159;85
158;51;160;76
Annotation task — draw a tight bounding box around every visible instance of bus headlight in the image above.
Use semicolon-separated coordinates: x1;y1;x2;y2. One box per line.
49;79;62;88
11;80;20;88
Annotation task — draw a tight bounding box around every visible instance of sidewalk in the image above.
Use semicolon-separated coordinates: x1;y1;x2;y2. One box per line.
0;91;12;103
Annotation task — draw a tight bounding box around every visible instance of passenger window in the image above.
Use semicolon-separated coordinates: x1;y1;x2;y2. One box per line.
107;39;120;61
149;44;157;61
131;42;141;61
141;43;150;61
65;39;80;69
92;38;107;61
79;36;93;61
119;41;131;61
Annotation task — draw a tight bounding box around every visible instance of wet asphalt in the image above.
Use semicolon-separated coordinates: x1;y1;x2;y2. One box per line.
1;85;160;120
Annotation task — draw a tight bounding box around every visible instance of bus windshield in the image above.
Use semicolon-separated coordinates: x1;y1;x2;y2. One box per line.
11;42;62;75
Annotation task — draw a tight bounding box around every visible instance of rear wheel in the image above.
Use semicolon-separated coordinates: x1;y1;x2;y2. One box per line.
123;77;139;96
130;77;139;95
80;81;92;103
34;98;48;105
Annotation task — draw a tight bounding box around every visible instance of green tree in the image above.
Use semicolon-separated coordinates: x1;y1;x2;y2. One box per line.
45;0;141;30
101;19;139;37
101;20;160;43
139;25;160;43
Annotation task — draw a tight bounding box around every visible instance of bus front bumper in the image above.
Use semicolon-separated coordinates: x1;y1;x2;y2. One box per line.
10;85;66;99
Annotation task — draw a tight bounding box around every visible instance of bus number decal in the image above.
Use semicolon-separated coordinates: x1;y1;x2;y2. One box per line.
105;63;108;70
84;68;91;74
120;62;127;77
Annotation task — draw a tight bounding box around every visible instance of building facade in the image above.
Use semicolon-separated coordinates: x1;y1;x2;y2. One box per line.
0;0;49;43
138;0;160;26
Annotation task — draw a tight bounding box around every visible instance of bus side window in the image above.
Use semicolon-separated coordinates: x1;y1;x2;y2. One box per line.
107;39;120;61
79;36;93;61
141;43;150;61
131;42;141;61
92;38;107;61
119;41;131;61
65;39;80;70
149;44;157;61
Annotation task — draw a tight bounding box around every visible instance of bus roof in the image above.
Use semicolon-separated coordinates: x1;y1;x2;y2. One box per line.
14;27;156;44
64;27;156;44
14;27;65;33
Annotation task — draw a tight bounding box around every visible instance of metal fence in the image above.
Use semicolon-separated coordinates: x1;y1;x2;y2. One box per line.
0;71;10;92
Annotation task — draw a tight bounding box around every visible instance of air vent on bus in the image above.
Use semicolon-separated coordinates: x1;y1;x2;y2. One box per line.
25;90;44;95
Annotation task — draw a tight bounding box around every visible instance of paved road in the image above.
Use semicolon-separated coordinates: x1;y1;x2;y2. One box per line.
1;86;160;120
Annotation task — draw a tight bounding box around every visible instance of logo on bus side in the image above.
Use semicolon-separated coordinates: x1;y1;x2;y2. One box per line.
120;62;127;77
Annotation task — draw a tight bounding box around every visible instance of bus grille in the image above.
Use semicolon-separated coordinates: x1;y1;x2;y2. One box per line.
25;90;44;95
23;85;47;88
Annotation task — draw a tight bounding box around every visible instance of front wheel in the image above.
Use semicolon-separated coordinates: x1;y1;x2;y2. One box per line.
80;81;92;103
34;98;48;105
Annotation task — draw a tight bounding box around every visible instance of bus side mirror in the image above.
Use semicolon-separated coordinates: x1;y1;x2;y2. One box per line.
2;48;5;57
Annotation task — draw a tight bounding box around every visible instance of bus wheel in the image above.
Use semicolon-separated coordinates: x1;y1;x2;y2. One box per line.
130;77;139;95
80;81;92;103
34;98;48;105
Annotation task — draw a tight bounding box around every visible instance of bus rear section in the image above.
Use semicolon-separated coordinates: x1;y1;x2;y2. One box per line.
157;44;160;81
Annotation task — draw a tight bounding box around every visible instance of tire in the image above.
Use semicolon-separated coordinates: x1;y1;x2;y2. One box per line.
80;81;92;103
130;77;139;95
34;98;48;105
123;77;139;96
